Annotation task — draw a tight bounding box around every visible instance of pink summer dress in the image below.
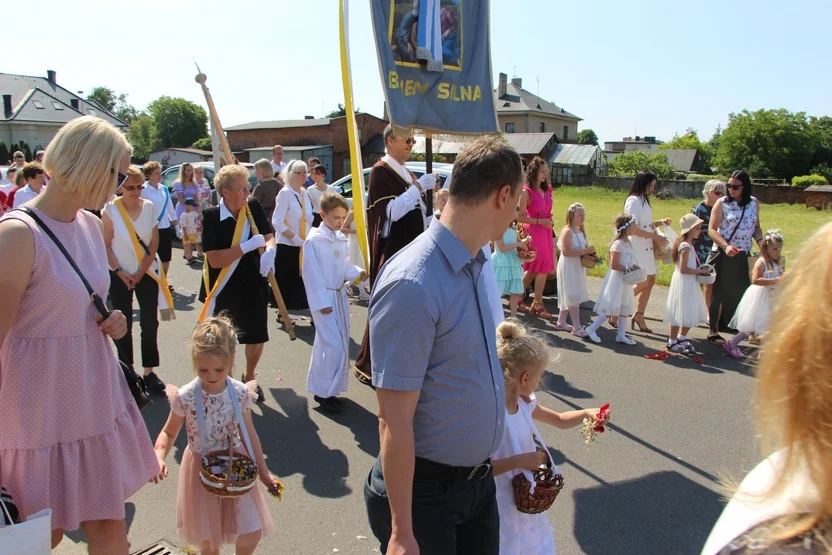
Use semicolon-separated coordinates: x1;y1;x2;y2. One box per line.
0;207;159;531
523;185;555;274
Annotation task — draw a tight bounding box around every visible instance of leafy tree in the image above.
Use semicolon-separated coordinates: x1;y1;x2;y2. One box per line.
809;162;832;184
0;143;9;165
23;144;32;162
114;95;139;124
192;137;213;151
577;129;599;146
148;96;208;149
127;113;157;163
87;87;117;112
324;103;360;118
608;151;676;179
660;128;713;170
715;109;815;179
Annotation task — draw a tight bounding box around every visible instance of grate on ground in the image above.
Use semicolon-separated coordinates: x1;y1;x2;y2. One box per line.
131;539;189;555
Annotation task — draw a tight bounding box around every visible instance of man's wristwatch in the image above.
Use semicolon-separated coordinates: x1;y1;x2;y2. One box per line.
112;266;123;274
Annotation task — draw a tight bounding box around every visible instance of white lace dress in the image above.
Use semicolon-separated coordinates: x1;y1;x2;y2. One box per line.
729;261;783;334
556;229;589;310
492;395;557;555
593;240;637;317
663;242;708;328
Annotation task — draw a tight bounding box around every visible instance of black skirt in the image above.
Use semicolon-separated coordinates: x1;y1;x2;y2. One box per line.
708;251;750;333
213;277;270;344
275;244;309;310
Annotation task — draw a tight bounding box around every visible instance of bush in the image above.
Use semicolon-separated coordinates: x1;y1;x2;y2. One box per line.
791;174;828;187
192;137;213;151
654;187;675;200
608;151;676;179
687;173;728;182
809;163;832;184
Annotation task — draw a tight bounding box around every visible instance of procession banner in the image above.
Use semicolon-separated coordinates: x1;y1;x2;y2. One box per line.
370;0;498;135
340;0;370;268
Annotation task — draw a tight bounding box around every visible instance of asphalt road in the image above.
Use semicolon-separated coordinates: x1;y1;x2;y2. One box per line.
55;255;760;555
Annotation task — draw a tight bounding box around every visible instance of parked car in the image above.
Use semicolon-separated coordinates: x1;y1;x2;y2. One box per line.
331;162;453;199
160;161;258;207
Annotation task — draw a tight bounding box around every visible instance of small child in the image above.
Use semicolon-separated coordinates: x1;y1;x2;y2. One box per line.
152;315;277;555
303;192;368;413
724;229;785;359
555;202;594;337
585;214;640;345
663;214;712;354
341;202;370;301
180;198;201;264
426;188;449;228
492;219;531;319
491;319;610;554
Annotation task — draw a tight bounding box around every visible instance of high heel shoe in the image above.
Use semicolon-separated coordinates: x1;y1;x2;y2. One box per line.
631;312;653;333
529;301;552;319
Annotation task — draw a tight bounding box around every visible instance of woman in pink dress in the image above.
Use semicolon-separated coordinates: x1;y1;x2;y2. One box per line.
518;157;555;317
0;116;159;553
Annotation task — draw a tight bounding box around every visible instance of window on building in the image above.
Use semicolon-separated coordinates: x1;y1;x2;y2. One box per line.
505;122;515;133
539;121;545;133
51;101;63;110
33;100;45;109
563;125;568;141
88;109;97;116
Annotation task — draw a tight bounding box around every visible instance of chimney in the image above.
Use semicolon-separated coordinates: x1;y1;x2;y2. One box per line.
498;72;507;98
70;98;80;110
3;95;11;116
304;115;314;119
511;77;522;89
47;70;56;83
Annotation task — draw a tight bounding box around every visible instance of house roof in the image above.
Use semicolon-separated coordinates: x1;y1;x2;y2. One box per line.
411;132;557;156
243;145;332;152
549;143;603;166
661;149;698;172
0;73;127;128
226;118;332;131
153;148;213;155
495;83;581;121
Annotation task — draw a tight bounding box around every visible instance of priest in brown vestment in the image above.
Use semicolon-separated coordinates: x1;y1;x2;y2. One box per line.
354;125;438;386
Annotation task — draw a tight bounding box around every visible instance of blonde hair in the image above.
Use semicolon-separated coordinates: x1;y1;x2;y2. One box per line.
744;221;832;547
124;165;144;188
43;116;131;207
496;319;549;387
177;163;194;186
320;191;348;213
760;229;784;265
565;202;585;234
433;188;449;202
14;170;26;188
190;313;237;368
214;164;250;193
254;158;275;178
610;213;635;247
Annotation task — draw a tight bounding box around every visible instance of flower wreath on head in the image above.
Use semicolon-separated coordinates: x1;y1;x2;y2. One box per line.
764;228;784;243
616;216;636;233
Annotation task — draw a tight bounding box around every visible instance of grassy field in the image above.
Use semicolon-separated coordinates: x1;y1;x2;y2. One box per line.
552;187;831;287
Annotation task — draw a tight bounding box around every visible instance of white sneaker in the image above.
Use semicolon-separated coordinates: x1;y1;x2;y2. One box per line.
616;335;637;346
586;329;602;343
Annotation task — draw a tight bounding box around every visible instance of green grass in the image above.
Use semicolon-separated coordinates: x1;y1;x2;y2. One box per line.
554;186;831;287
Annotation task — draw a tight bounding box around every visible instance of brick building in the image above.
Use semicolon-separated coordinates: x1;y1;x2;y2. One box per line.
225;113;388;180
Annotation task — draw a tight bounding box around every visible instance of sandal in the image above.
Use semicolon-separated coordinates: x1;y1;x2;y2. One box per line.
680;340;696;354
667;341;686;354
529;302;552;319
517;300;529;313
571;328;589;338
707;334;726;345
631;312;653;333
554;322;573;332
723;342;745;359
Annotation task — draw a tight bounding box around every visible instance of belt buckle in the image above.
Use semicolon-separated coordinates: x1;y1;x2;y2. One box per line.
466;462;491;480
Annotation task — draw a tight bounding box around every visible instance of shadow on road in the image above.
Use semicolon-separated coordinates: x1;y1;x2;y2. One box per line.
572;471;722;555
319;398;380;458
258;387;352;499
540;371;593;400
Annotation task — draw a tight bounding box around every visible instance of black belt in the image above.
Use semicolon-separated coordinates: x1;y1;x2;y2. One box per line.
413;457;492;481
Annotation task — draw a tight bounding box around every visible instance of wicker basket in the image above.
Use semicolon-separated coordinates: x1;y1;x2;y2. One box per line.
199;442;258;499
518;247;537;263
512;464;565;515
696;263;716;285
580;254;598;269
623;267;647;285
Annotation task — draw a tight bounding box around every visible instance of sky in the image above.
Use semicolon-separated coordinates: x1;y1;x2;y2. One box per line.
7;0;830;147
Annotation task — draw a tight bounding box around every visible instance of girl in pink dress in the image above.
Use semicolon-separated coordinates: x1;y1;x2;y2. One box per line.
518;157;555;317
0;116;159;552
152;314;278;555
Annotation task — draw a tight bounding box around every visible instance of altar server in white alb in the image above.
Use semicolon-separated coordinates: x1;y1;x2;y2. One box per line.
303;192;368;414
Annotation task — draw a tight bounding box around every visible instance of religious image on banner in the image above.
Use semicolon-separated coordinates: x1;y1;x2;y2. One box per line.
390;0;461;71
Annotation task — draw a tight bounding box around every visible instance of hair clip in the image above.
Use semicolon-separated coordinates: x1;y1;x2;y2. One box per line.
205;332;216;342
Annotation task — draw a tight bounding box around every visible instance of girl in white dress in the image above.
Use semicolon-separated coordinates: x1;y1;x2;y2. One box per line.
554;203;594;337
663;214;712;354
724;230;785;359
585;214;639;345
491;320;610;555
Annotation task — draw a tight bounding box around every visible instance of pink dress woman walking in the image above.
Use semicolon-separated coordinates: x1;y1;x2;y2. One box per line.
523;185;555;275
0;208;159;532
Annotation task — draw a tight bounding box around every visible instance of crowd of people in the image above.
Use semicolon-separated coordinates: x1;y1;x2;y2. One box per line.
0;115;828;555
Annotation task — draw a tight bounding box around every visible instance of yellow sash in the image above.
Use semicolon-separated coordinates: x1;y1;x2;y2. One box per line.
283;188;307;274
199;203;249;321
114;198;175;321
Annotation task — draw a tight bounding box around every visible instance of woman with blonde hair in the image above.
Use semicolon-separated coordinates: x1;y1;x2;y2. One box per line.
702;221;832;554
0;116;159;553
172;162;198;223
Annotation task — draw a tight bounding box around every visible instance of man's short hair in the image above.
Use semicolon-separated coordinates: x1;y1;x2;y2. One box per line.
307;157;321;166
383;124;395;147
142;161;162;176
272;144;283;154
450;136;523;205
6;166;16;176
320;191;348;213
13;151;24;159
22;162;45;180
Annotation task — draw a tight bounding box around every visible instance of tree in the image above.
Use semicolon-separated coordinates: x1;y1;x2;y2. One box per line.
608;151;677;179
87;86;117;112
714;109;815;178
114;94;139;124
148;96;208;149
127;113;157;163
324;103;359;118
23;144;32;162
660;128;714;170
577;129;599;146
0;142;9;165
192;137;213;151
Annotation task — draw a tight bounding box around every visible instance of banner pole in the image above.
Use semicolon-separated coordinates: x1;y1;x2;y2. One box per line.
425;134;433;216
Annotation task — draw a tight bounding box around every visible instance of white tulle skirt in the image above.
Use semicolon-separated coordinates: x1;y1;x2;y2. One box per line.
729;285;774;335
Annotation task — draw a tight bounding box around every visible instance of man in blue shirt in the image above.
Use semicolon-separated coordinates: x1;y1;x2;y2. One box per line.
364;135;525;554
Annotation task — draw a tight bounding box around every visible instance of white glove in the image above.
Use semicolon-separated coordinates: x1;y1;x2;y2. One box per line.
292;234;305;247
175;226;183;240
241;234;266;254
417;173;438;191
259;246;276;277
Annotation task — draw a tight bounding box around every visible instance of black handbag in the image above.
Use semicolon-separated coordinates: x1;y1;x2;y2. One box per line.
15;207;150;411
705;203;746;270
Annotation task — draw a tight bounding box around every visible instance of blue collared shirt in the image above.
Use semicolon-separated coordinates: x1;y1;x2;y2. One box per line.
369;220;505;467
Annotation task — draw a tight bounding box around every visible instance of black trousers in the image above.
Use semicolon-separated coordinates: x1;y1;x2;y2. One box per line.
157;227;174;263
365;458;499;555
708;252;750;333
109;271;160;369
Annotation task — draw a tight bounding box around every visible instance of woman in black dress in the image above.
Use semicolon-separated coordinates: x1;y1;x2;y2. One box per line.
200;165;276;403
271;159;313;310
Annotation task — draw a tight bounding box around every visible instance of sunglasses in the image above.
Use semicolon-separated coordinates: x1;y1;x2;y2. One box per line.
111;168;129;188
727;184;743;191
121;184;144;192
405;138;416;145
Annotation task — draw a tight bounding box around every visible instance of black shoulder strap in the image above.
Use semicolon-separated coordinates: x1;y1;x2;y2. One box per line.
14;207;111;318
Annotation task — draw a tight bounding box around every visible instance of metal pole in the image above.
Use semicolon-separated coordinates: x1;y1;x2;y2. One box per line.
425;134;433;216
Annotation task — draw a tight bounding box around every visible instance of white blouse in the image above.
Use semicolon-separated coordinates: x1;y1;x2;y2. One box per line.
272;185;313;247
103;199;158;274
307;184;337;213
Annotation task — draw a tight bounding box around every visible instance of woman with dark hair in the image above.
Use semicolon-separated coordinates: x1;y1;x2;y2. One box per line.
705;170;762;344
518;157;555;317
621;170;671;332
